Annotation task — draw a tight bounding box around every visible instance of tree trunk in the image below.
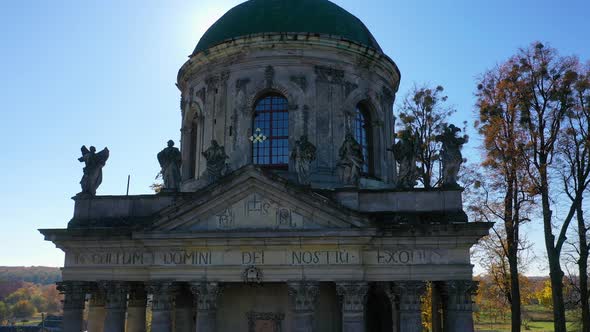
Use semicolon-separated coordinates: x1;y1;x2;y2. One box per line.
508;252;521;332
505;173;521;332
541;179;567;332
577;204;590;332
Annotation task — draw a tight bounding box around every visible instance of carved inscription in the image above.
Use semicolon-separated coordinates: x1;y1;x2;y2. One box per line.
161;250;212;265
291;250;351;265
374;249;447;265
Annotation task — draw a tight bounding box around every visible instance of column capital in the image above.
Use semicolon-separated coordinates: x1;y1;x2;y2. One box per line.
287;281;320;313
146;281;177;311
336;281;369;313
190;281;222;311
441;280;478;310
57;281;91;310
98;281;130;310
393;281;426;312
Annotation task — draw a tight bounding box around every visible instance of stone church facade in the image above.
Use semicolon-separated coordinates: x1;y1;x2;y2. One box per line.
40;0;491;331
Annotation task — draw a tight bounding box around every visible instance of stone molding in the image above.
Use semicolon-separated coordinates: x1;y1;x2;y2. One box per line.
441;280;478;311
57;281;90;310
146;281;176;311
287;281;320;313
99;281;130;310
393;281;426;312
190;282;222;311
336;281;369;313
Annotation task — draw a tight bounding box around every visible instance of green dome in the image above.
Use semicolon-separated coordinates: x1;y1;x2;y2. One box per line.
193;0;382;54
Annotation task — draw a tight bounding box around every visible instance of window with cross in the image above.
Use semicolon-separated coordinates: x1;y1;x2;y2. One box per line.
251;93;289;168
354;104;372;174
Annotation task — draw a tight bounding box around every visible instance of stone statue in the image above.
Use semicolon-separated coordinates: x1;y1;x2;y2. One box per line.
78;145;109;196
436;124;468;188
337;133;364;186
290;135;317;185
157;140;182;191
202;140;229;181
390;129;420;189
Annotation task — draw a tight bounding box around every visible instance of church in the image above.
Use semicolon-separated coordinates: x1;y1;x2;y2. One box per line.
40;0;491;331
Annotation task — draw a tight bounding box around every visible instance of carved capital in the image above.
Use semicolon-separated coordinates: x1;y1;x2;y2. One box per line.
336;282;368;313
441;280;478;311
190;282;222;311
57;281;90;310
98;281;129;310
393;281;426;312
127;282;147;308
314;66;344;84
287;281;319;313
88;288;105;307
146;281;176;311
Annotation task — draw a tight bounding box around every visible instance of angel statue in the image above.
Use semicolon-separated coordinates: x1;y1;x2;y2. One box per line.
436;124;468;188
78;145;110;196
390;129;420;189
337;132;364;186
202;140;229;182
290;135;317;185
157;140;182;191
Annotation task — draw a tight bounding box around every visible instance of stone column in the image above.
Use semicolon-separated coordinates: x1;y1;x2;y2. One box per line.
383;283;399;332
394;281;426;332
126;283;147;332
147;282;176;332
101;281;129;332
287;281;320;332
57;281;88;332
336;281;369;332
442;280;478;332
191;282;222;332
174;285;194;332
432;283;443;332
87;288;106;332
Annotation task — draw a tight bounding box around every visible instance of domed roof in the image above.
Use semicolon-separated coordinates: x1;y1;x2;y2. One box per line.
193;0;382;54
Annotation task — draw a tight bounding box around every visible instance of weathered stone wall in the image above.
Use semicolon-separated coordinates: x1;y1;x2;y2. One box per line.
177;33;400;190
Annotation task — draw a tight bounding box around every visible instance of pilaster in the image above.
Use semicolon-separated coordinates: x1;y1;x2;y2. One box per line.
191;282;222;332
287;281;320;332
441;280;478;332
57;281;89;332
100;281;129;332
147;281;176;332
336;281;369;332
394;281;426;332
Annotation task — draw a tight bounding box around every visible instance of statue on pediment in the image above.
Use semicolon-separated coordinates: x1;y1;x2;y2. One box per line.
436;124;468;188
78;145;109;196
202;140;229;181
390;129;420;189
157;140;182;190
291;135;316;185
337;133;364;186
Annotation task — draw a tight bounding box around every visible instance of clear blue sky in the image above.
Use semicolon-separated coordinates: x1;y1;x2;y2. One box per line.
1;0;588;274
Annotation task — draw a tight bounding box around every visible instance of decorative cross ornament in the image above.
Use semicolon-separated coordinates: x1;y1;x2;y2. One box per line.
249;128;268;144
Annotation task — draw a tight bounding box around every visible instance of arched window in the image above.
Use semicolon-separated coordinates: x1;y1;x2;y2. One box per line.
354;104;372;174
252;93;289;168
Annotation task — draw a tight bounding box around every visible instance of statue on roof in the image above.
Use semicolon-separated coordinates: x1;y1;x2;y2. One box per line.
291;135;317;185
78;145;109;196
436;124;468;188
390;129;420;189
202;140;229;182
157;140;182;191
337;132;364;186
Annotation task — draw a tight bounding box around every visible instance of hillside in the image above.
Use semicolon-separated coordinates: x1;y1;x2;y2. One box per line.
0;267;61;285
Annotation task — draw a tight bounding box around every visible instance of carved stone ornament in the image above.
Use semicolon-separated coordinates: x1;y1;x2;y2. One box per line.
246;311;285;332
190;282;222;311
344;81;359;97
337;133;364;186
336;282;369;313
314;65;344;84
265;66;275;88
146;281;176;311
157;140;182;191
78;145;109;196
290;75;307;92
436;124;468;188
202;140;229;182
441;280;478;311
290;135;317;185
99;281;130;310
390;129;420;189
287;281;319;313
57;281;91;310
242;265;263;284
393;281;427;312
236;78;251;93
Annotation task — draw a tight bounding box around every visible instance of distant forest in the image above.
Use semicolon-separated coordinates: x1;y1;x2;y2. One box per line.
0;267;61;285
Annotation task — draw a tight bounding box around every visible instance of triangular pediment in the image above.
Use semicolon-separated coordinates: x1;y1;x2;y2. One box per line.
151;167;367;231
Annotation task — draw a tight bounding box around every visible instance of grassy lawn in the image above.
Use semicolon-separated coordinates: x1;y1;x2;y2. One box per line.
475;306;579;332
